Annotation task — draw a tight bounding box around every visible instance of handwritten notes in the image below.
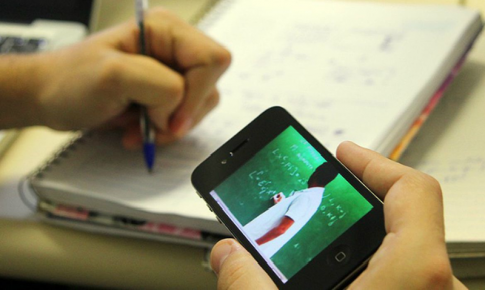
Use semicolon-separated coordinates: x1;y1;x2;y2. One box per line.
198;0;478;155
30;0;482;237
38;130;217;221
405;155;485;243
398;51;485;243
415;157;485;184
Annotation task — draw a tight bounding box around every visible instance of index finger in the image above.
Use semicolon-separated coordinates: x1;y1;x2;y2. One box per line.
336;141;409;199
145;9;231;135
336;141;441;199
336;141;445;237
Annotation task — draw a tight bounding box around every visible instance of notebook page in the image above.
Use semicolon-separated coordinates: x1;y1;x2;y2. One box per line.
32;0;481;221
413;158;485;242
199;0;479;156
35;129;219;220
399;47;485;243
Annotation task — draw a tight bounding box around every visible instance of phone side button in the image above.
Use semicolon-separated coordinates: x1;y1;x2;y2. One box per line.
216;217;223;224
206;204;213;212
196;191;202;198
327;245;351;266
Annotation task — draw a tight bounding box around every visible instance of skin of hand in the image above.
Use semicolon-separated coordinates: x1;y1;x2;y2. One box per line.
210;141;467;290
0;8;231;148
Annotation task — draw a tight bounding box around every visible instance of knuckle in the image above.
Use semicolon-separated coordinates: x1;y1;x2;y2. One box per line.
209;45;232;70
146;7;176;20
211;46;232;70
95;55;126;92
421;173;441;190
206;89;220;109
402;169;443;199
164;75;184;103
419;255;453;289
417;171;443;198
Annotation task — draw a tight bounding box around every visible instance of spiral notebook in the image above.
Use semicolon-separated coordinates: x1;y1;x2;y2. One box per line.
29;0;482;245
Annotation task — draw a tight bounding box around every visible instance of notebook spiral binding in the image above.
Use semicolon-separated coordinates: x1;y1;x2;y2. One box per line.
20;131;90;211
28;131;89;181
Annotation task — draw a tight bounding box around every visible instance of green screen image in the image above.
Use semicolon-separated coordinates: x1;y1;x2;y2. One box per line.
213;126;373;280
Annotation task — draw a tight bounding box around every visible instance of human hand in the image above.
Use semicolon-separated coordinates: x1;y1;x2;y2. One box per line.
210;141;466;289
272;192;285;204
34;8;230;147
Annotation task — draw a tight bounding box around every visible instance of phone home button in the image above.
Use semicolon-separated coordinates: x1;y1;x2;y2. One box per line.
335;251;347;263
327;245;351;266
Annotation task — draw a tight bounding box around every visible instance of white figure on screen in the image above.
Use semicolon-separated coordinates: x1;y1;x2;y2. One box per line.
243;162;338;258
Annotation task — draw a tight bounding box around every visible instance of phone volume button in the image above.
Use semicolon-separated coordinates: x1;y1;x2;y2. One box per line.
196;191;202;198
206;204;213;212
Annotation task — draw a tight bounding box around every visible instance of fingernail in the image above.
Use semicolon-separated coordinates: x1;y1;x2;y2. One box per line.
171;117;192;136
211;239;241;275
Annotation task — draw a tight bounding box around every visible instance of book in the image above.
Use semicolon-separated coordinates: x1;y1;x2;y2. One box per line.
398;27;485;277
35;199;226;248
30;130;231;236
28;0;482;246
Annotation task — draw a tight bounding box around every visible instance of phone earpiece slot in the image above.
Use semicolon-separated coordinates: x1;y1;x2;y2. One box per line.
230;138;249;156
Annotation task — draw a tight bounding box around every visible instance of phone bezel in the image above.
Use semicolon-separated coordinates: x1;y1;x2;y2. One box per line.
192;106;385;289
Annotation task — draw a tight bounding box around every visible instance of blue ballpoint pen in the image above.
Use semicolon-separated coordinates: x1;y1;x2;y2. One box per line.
136;0;156;172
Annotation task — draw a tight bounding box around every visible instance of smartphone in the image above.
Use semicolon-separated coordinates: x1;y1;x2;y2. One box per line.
191;107;385;289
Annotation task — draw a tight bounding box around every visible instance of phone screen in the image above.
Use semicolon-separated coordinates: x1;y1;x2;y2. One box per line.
209;126;374;283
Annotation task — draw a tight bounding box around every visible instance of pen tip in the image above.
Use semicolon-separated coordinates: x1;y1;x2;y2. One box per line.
143;143;156;174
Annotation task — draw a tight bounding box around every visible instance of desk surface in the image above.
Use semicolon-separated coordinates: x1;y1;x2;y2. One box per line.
0;0;485;289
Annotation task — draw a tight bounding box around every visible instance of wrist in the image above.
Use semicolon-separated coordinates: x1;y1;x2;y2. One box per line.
0;53;52;129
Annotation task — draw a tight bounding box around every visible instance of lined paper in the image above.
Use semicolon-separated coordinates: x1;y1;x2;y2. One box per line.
399;50;485;243
199;0;480;155
31;0;481;232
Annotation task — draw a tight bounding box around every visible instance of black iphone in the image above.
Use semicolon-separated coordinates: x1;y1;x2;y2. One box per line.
191;106;385;289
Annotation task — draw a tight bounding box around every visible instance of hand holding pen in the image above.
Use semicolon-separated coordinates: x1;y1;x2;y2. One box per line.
11;1;231;163
36;3;231;165
133;0;231;172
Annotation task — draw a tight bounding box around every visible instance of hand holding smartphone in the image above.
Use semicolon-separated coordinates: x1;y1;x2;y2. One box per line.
192;107;385;289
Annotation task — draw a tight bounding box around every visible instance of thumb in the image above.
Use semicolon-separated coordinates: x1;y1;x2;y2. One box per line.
210;239;277;290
